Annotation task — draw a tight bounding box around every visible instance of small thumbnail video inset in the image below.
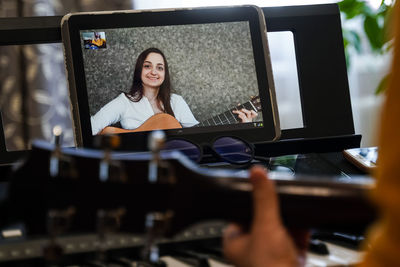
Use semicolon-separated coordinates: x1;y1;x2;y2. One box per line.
82;32;107;49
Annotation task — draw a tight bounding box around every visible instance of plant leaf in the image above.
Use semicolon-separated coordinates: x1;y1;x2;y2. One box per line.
345;50;351;68
339;0;369;19
376;73;391;94
364;15;384;51
343;29;362;51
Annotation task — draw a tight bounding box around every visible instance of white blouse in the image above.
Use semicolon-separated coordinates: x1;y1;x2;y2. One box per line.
91;93;199;135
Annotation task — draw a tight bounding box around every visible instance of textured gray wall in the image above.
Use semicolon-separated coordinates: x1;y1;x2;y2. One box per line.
82;21;259;122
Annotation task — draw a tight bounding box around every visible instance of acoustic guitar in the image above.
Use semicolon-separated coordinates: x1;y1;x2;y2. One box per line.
100;113;182;135
196;96;262;127
3;139;376;237
99;96;262;135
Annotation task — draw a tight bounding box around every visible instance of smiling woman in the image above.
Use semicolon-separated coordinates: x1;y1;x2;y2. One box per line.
90;47;199;135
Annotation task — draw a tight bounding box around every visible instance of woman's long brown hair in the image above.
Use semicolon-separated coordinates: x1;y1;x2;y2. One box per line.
126;47;175;117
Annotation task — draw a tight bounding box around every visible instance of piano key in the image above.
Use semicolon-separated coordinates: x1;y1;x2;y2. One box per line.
160;255;197;267
208;258;233;267
305;240;364;267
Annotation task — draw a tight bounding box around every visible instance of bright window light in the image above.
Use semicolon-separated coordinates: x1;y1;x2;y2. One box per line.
133;0;337;10
133;0;388;10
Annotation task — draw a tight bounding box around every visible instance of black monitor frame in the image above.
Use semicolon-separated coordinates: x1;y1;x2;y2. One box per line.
0;16;62;164
255;4;359;156
264;4;355;139
0;4;360;164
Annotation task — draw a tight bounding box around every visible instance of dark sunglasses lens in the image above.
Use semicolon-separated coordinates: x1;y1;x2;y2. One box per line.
213;137;253;164
163;140;201;162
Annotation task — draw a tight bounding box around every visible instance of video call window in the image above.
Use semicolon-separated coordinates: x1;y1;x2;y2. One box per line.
80;21;264;136
82;32;107;50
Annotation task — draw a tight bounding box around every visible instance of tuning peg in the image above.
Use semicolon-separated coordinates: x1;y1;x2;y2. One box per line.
103;134;122;150
99;135;126;182
148;131;167;183
49;126;78;179
95;208;126;262
49;126;63;177
53;125;63;146
43;206;76;263
47;206;76;236
148;130;166;153
97;207;126;234
142;211;173;263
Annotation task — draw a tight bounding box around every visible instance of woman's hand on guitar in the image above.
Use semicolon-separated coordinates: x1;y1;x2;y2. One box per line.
223;166;308;267
233;108;258;123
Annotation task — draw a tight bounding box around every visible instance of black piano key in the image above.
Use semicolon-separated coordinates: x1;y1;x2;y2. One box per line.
195;245;224;258
308;239;330;255
191;246;230;265
113;257;166;267
161;255;204;266
85;259;126;266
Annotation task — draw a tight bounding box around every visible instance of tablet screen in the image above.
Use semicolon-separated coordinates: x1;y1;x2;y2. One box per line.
63;7;280;147
81;22;263;135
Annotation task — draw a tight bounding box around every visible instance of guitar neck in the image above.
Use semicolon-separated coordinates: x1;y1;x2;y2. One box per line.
4;141;376;237
198;100;259;127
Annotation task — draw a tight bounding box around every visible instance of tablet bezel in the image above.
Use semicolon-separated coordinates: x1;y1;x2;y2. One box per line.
62;6;280;149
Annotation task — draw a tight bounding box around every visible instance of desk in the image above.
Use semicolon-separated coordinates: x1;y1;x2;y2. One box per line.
276;152;366;176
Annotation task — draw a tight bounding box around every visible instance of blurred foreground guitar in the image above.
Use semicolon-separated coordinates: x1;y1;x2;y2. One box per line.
2;139;376;236
99;96;262;134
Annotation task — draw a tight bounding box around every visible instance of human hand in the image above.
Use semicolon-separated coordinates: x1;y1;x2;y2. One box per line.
232;108;258;123
223;166;307;267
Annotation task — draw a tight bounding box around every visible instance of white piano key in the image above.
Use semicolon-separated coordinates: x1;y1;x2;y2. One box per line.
208;258;234;267
306;240;365;267
160;256;192;267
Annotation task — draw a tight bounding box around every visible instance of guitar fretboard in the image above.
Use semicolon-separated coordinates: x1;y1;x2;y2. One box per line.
197;101;257;127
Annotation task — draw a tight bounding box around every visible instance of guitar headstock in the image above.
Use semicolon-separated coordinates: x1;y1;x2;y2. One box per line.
6;139;252;237
250;95;262;112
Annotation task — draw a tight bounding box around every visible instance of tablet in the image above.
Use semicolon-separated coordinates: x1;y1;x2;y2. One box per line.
61;6;280;149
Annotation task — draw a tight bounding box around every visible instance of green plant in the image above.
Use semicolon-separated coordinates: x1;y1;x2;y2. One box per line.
338;0;394;93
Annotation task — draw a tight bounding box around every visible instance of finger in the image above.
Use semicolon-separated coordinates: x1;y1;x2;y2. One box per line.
238;114;247;122
223;223;248;263
288;228;311;256
233;110;247;122
241;108;252;117
250;110;258;118
250;166;282;232
223;223;244;241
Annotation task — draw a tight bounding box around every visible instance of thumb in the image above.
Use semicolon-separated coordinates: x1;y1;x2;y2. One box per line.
223;224;248;264
250;166;282;233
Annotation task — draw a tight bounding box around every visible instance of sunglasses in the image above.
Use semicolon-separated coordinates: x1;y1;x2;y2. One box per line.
162;136;254;165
